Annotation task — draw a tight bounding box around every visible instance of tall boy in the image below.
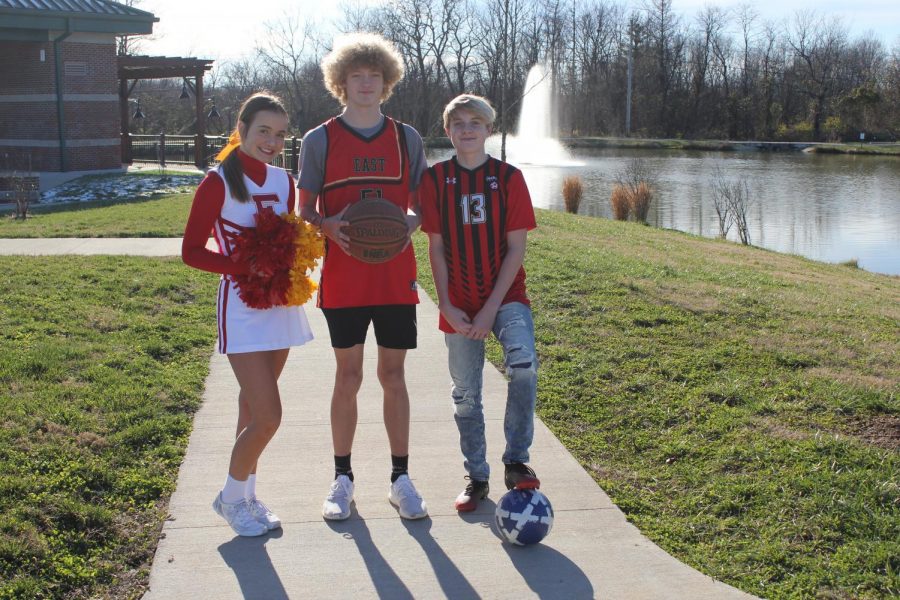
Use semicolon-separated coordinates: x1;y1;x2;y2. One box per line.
420;94;541;512
298;33;428;520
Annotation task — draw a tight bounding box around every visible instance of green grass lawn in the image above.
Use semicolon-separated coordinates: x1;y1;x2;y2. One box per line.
0;256;218;599
1;199;897;598
415;211;899;599
0;193;193;238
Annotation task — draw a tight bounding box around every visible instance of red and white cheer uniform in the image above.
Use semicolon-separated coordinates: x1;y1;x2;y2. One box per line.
182;151;313;354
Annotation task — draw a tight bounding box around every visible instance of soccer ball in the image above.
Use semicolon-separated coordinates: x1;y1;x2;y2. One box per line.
494;488;554;546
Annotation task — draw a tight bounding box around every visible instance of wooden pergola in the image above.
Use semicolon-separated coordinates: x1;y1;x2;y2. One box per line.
118;55;215;168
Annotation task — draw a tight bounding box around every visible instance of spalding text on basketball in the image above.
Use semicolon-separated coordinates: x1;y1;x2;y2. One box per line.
348;224;407;240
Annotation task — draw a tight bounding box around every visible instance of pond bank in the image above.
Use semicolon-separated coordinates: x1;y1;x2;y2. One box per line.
425;136;900;156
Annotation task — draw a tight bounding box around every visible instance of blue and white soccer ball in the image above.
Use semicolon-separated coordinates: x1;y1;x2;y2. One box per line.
494;488;554;546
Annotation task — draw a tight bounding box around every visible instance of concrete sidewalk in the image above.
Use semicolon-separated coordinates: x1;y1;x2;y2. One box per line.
3;239;755;599
0;237;184;256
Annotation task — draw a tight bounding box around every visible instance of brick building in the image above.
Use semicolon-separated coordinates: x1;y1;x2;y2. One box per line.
0;0;157;173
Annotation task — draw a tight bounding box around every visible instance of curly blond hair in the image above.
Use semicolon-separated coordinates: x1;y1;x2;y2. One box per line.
321;32;405;105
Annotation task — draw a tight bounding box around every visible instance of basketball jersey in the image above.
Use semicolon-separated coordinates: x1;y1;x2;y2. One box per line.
317;116;419;308
420;156;537;333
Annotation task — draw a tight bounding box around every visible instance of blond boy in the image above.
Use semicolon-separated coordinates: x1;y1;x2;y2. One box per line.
419;95;541;512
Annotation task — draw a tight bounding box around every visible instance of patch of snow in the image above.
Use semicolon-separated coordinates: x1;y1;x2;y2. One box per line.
39;174;202;204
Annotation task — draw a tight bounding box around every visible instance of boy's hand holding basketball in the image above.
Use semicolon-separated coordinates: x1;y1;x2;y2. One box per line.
321;206;351;254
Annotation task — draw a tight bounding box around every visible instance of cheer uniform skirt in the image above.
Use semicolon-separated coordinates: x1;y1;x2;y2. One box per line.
216;276;314;354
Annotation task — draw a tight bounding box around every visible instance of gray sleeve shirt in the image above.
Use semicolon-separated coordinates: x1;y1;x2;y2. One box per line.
297;117;426;195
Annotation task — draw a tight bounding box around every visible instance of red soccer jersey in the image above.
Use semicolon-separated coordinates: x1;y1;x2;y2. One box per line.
317;116;419;308
420;156;537;333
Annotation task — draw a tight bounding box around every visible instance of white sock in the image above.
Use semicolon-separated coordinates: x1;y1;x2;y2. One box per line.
245;473;257;501
221;474;246;504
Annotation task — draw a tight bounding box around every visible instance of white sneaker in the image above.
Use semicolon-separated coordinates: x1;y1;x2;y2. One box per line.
212;492;267;537
322;474;354;520
247;497;282;530
389;474;428;520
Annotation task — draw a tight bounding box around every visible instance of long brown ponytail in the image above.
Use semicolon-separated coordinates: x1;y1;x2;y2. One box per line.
220;92;287;202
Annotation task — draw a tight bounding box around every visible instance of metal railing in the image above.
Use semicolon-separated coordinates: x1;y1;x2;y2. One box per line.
123;133;302;173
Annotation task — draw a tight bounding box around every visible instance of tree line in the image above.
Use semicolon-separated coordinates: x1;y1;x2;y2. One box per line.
128;0;899;143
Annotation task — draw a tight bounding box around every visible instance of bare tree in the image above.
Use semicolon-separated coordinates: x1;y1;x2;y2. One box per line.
709;167;734;238
787;10;849;140
336;0;380;33
572;0;622;135
759;21;785;138
711;16;736;138
477;0;530;158
1;151;38;220
710;168;753;244
736;4;760;138
430;0;481;97
376;0;444;132
688;6;726;136
256;12;329;129
445;0;481;95
643;0;685;136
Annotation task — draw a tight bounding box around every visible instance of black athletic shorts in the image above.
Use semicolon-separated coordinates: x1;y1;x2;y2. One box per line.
321;304;417;350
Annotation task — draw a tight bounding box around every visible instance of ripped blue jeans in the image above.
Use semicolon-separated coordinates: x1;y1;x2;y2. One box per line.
445;302;538;482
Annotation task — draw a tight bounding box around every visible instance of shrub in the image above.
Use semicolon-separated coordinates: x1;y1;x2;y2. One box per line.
629;181;653;223
610;185;630;220
562;176;583;214
612;158;657;223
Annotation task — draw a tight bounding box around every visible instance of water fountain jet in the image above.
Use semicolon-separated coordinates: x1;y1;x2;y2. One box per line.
487;63;582;167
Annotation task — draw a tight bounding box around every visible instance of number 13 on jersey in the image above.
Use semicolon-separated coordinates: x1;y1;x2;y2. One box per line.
459;193;486;225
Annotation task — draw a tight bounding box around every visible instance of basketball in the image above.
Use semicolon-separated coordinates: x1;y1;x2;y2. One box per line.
340;198;409;264
494;488;554;546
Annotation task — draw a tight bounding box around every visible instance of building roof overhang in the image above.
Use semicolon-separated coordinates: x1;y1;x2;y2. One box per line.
0;0;158;41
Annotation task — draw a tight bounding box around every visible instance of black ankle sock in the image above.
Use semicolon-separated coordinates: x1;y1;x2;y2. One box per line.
335;454;353;482
390;454;408;483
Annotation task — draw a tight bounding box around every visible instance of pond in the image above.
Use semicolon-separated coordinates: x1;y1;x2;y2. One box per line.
428;147;900;276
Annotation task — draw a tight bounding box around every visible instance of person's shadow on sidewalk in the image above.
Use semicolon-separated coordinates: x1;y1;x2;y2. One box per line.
400;516;480;600
326;510;415;600
218;529;288;600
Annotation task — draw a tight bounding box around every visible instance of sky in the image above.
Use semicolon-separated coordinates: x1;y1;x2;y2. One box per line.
135;0;898;63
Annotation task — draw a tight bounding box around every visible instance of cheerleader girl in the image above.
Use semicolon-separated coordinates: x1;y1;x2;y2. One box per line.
182;92;312;536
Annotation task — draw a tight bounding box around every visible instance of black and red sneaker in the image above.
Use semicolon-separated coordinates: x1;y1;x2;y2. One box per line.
504;463;540;490
454;478;489;512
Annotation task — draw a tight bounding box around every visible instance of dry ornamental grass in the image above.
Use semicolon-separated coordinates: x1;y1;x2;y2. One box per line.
562;175;584;214
610;184;631;220
630;181;653;222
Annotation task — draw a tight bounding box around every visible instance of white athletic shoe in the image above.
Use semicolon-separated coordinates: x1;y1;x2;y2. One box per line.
212;492;268;537
247;497;282;530
322;474;355;520
389;474;428;520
